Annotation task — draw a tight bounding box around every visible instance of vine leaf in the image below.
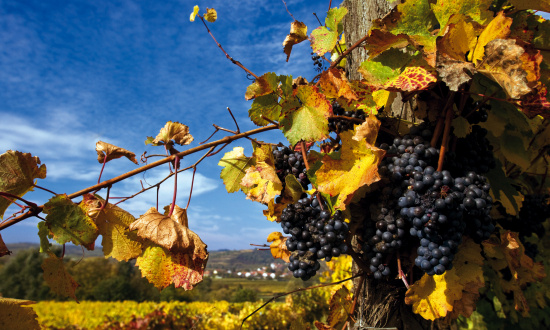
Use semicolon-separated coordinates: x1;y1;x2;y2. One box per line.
484;159;523;216
289;318;309;330
430;0;494;29
326;285;351;329
314;321;332;330
267;232;290;262
0;150;47;219
310;7;347;55
0;233;10;257
449;238;486;318
245;72;279;101
218;147;254;194
477;39;532;99
280;85;332;145
251;140;275;166
352;113;381;144
136;240;207;291
203;8;217;23
470;11;513;65
37;222;52;253
149;121;194;147
248;94;282;127
129;206;207;260
314;130;384;211
82;194;142;261
508;0;550;12
358;48;437;92
240;164;283;204
0;298;41;330
336;82;387;115
42;251;80;302
283;21;308;62
189;5;199;22
95;141;138;165
264;174;304;222
405;269;463;320
43;194;99;250
436;14;483;62
318;68;357;100
521;83;550;118
436;54;476;91
451;115;471;138
363;30;409;59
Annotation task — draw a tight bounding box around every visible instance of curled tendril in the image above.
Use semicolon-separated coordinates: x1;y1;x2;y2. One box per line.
246;73;255;81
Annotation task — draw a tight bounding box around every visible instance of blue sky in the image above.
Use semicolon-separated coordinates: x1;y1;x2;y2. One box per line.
0;0;330;250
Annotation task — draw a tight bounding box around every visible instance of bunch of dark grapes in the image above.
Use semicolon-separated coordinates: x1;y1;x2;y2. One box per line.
461;98;489;124
361;193;408;280
328;101;366;133
524;241;540;260
311;53;323;72
456;172;495;244
446;126;495;177
518;194;550;239
273;146;310;190
282;196;350;281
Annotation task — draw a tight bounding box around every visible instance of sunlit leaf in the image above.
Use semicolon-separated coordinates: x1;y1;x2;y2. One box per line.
326;285;351;328
313;130;384;210
283;21;308;62
240;164;283;204
95;141;138;165
431;0;494;29
43;194;99;249
280;85;332;145
0;298;40;330
263;175;302;222
310;7;347;55
267;232;290;262
437;14;484;61
245;72;279;101
470;11;513;65
364;30;409;59
352;113;381;144
151;121;194;146
248;94;282;127
190;5;199;22
37;222;52;254
218;147;254;193
318;68;357;100
42;251;80;302
0;150;46;219
204;8;217;22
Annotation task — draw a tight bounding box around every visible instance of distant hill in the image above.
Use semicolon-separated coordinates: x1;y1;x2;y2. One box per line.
0;243;285;270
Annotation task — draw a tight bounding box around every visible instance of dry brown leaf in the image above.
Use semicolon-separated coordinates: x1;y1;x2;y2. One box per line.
0;233;11;257
95;141;138;165
314;321;334;330
152;121;194;146
292;76;308;89
436;54;476;91
129;206;207;260
283;21;308;62
352;113;381;145
266;231;290;262
477;39;532;99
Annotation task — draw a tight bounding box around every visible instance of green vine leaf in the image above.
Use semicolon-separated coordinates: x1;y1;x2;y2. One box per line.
310;7;347;55
42;251;80;302
245;72;279;101
218;146;255;193
431;0;494;29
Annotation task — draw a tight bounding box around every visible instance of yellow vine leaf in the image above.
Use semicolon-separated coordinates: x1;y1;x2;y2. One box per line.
263;174;303;222
81;194;142;261
251;140;276;166
129;206;208;261
325;255;353;293
437;14;483;61
449;238;486;318
431;0;494;30
0;150;47;219
318;68;357;100
149;121;194;146
266;231;290;262
352;113;381;144
283;21;308;62
508;0;550;12
0;298;40;330
314;130;384;210
240;163;283;205
405;269;463;320
218;147;255;194
189;5;199;22
245;72;278;101
0;233;10;257
95;141;138;165
42;251;80;302
470;11;513;65
290;317;310;330
326;285;351;329
136;240;208;291
477;39;533;99
204;8;217;23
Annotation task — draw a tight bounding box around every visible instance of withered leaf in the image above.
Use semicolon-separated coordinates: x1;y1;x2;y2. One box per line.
95;141;138;165
129;206;207;260
436;54;476;91
0;233;11;257
151;121;194;146
283;21;308;62
266;232;291;262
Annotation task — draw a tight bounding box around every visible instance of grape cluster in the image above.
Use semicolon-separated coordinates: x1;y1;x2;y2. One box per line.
311;53;323;72
524;241;540;260
518;194;549;238
273;146;310;190
282;196;350;281
328;101;366;133
461;98;489;124
458;172;495;243
446;126;496;177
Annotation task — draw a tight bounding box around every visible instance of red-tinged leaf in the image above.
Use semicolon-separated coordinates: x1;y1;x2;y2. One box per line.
280;85;332;145
318;68;357;100
310;26;338;56
283;21;308;62
364;29;410;59
245;72;279;101
95;141;138;165
520;83;550;118
391;66;438;92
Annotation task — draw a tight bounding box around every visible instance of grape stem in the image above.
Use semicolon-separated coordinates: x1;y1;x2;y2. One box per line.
0;125;277;232
239;272;364;330
33;185;58;196
280;0;296;20
437;97;455;172
300;140;326;211
185;165;196;210
397;251;409;289
97;156;108;184
431;92;455;147
0;192;37;209
168;156;180;217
